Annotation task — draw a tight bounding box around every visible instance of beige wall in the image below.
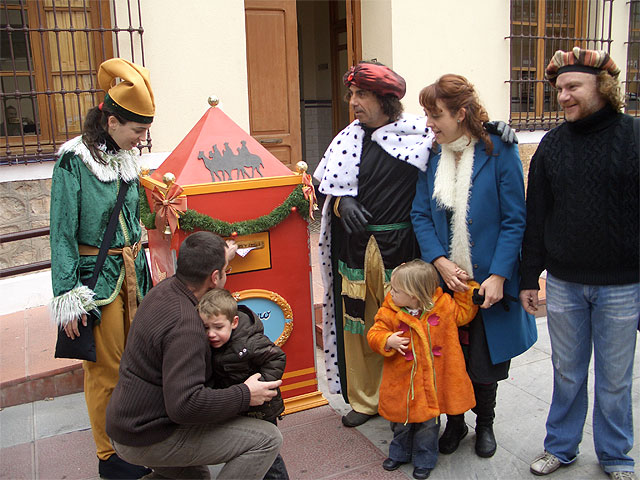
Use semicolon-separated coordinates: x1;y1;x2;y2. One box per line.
63;0;640;155
361;0;393;66
611;0;631;93
119;0;251;154
361;0;630;124
388;0;511;121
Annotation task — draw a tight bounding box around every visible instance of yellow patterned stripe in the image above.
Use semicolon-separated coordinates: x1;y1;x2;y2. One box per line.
140;174;301;195
282;367;316;380
341;276;366;300
281;379;318;392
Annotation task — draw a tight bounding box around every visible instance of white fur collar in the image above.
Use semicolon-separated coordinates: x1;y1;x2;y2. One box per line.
314;114;433;197
433;135;477;277
57;136;141;183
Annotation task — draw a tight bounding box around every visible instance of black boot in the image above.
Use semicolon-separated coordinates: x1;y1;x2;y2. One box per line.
438;414;468;454
472;382;497;458
263;454;289;480
98;454;152;479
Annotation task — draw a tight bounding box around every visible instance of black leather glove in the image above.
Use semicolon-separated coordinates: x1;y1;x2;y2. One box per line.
484;120;518;144
336;196;372;236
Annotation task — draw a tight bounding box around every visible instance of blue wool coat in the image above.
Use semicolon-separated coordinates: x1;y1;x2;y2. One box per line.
411;134;537;364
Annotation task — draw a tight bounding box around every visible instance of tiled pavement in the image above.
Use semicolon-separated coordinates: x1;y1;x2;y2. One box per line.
0;228;638;479
2;318;638;479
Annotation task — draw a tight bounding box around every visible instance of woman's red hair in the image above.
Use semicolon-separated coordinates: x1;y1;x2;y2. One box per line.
419;74;493;155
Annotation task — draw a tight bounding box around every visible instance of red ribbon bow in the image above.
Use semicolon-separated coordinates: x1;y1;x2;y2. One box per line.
301;172;318;220
151;183;187;236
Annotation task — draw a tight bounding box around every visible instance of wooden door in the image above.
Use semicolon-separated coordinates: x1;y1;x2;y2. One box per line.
245;0;301;169
329;0;361;134
345;0;362;71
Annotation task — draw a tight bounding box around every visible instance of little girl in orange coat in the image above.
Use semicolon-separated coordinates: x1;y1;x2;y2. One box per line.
367;259;479;479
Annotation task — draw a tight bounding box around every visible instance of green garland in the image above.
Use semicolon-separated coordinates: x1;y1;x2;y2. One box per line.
140;183;312;236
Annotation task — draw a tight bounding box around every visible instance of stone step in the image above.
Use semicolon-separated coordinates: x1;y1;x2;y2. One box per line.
0;306;83;408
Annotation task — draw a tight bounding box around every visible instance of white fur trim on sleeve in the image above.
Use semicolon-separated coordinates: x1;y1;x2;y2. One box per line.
49;285;97;328
317;195;342;394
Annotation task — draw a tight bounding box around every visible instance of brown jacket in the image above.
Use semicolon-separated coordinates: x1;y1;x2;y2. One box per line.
106;276;251;447
367;284;479;424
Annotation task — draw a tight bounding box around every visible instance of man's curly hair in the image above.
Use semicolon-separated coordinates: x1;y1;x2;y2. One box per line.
596;71;625;112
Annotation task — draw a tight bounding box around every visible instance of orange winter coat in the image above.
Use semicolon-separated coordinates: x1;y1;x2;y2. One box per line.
367;283;479;424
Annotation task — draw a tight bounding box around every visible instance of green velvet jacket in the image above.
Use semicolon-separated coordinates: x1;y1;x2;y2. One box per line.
49;135;151;327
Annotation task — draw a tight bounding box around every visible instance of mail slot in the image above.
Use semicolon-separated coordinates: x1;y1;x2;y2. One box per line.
226;231;271;275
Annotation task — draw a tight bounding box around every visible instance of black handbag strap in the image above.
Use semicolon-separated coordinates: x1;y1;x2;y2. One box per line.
86;180;131;290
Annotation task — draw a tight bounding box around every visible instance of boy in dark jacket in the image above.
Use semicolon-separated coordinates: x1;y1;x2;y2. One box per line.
198;288;288;479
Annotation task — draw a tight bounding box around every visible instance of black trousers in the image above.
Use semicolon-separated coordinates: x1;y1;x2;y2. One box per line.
263;418;289;480
460;311;509;384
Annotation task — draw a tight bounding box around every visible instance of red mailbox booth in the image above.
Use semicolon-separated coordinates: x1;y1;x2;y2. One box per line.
140;100;326;414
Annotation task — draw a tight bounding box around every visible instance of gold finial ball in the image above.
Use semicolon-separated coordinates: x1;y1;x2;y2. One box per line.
140;165;150;176
208;95;219;107
163;172;176;187
296;161;308;174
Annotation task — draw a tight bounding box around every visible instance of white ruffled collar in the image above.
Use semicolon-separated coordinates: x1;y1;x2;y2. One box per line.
313;114;433;197
57;136;141;183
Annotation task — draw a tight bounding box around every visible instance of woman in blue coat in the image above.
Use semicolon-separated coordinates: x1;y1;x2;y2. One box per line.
411;74;537;459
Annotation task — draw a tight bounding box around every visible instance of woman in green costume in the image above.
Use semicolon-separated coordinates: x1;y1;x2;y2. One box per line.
49;58;154;480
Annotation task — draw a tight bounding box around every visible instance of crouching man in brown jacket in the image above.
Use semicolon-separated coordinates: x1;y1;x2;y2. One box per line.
106;231;282;479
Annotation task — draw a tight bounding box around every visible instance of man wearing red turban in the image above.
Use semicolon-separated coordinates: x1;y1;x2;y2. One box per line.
314;61;514;428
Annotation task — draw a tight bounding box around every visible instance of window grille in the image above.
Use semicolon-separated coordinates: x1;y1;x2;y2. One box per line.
0;0;147;166
626;0;640;116
508;0;614;130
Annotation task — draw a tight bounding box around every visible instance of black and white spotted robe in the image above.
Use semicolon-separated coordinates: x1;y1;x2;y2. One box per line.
313;114;434;396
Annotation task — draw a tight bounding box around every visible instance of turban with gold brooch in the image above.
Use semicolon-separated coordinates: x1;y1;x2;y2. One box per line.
343;62;406;99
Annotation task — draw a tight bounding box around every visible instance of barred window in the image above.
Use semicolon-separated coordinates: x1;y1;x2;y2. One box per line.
626;0;639;116
509;0;614;130
0;0;147;165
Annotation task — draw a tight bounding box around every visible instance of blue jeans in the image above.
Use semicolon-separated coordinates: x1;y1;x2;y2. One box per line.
544;274;639;473
389;418;439;470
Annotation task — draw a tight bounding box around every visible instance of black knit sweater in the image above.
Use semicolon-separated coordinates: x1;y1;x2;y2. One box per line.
106;276;251;447
520;105;639;289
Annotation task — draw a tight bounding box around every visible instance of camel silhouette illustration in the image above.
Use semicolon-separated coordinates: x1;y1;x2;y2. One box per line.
197;140;264;182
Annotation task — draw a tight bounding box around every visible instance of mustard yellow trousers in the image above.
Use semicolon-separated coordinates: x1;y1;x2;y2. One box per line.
83;285;131;461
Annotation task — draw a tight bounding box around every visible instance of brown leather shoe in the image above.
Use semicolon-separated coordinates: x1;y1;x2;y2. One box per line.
341;409;376;427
